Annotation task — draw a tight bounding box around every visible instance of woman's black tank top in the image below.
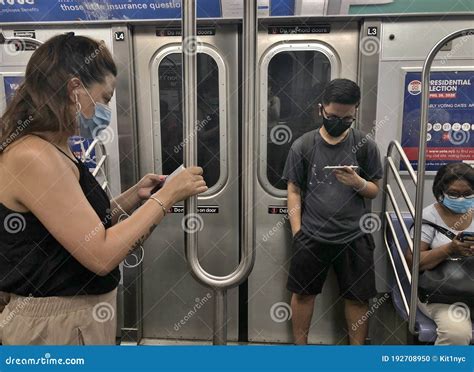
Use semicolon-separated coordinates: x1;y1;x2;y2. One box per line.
0;142;120;296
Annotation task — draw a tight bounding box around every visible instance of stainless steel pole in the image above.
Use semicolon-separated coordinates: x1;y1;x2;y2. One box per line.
181;0;257;345
182;0;199;272
409;28;474;334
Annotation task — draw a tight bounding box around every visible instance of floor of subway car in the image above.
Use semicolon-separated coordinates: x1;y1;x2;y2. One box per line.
121;339;289;346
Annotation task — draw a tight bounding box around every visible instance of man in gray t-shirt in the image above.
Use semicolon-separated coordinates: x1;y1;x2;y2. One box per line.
283;79;383;345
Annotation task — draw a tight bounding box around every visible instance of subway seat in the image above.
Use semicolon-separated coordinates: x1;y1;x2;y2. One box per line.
386;212;474;344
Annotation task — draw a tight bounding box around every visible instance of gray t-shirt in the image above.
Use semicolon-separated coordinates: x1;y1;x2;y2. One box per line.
282;128;383;244
416;203;474;249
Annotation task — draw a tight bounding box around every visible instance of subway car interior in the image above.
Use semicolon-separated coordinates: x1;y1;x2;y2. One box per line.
0;0;473;346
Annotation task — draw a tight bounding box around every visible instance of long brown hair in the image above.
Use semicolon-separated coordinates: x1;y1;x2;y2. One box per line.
0;33;117;151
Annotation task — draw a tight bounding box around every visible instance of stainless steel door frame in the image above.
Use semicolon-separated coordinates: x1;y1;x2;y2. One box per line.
149;43;229;194
248;21;360;344
133;23;240;342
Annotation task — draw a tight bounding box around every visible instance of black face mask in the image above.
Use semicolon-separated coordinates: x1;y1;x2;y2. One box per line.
322;116;352;137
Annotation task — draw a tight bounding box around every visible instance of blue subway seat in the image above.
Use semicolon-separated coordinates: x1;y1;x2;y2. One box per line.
386;212;474;344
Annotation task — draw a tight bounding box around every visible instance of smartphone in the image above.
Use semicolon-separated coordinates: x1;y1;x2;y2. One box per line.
323;165;359;170
459;231;474;241
150;165;186;194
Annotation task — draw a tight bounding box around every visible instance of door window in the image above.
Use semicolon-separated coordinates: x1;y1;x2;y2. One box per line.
158;53;220;188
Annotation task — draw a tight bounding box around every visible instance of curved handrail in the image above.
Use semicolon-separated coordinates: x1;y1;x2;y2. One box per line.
181;0;257;344
85;139;110;190
409;27;474;334
381;140;417;332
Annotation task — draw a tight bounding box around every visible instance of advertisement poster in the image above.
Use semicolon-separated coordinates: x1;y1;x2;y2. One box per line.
3;75;23;105
401;71;474;171
69;136;97;172
0;0;220;22
0;0;473;22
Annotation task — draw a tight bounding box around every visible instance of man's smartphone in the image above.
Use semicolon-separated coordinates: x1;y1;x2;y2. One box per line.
459;231;474;242
150;165;186;194
324;165;359;170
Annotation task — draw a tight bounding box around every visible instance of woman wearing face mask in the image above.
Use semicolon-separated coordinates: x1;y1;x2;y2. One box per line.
0;34;207;345
407;162;474;345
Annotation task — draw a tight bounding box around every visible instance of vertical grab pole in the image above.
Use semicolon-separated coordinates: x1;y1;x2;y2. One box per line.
213;289;227;345
409;28;474;334
181;0;258;345
242;0;258;267
181;0;199;289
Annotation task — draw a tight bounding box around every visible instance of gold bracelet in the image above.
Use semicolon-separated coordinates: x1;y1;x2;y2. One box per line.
150;196;167;216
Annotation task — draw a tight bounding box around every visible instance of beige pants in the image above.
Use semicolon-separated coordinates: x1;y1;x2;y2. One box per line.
419;301;473;345
0;289;117;345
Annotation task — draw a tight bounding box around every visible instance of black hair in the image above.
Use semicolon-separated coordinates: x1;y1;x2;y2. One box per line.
321;78;361;106
432;162;474;201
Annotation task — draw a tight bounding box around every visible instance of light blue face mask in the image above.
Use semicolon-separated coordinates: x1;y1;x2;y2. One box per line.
76;85;112;139
442;194;474;214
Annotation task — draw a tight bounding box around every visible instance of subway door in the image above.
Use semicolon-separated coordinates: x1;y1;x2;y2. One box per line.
133;24;240;342
248;22;360;344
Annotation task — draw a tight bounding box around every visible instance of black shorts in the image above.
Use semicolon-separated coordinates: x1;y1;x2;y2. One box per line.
286;230;376;301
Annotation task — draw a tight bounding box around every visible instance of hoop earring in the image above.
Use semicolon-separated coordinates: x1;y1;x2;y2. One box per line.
75;92;82;114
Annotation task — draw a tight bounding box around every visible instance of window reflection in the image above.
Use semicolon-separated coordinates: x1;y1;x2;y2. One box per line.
159;53;220;188
267;51;331;190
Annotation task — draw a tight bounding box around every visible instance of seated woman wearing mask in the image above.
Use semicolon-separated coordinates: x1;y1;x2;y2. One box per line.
0;34;207;345
407;162;474;345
